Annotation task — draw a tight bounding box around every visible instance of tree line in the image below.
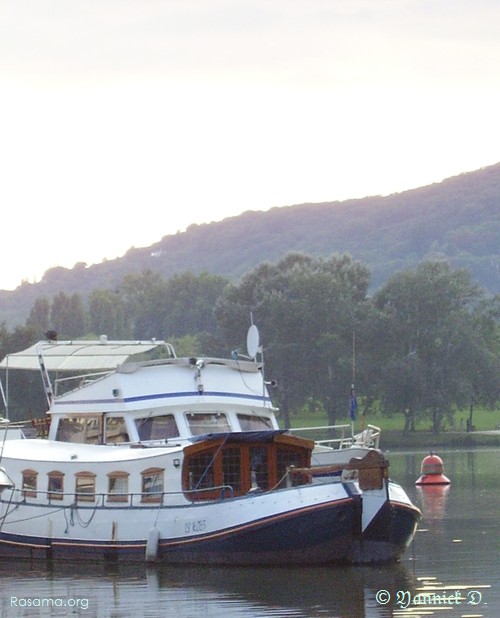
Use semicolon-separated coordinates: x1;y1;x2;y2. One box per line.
1;254;499;432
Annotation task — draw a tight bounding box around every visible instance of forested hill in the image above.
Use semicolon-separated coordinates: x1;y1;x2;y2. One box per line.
1;162;500;326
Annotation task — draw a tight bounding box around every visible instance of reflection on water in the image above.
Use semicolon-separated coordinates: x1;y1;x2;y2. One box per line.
0;448;498;617
388;448;499;618
0;560;415;617
416;484;450;521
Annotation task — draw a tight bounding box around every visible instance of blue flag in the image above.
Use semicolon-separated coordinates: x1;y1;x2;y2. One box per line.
350;389;358;421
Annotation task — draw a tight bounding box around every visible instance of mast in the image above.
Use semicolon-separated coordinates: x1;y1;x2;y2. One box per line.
350;331;356;436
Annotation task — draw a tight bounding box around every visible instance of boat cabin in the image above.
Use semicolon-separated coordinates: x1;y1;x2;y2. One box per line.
0;338;279;445
2;430;315;510
182;432;314;500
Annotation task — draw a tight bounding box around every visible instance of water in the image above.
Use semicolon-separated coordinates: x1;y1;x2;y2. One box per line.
0;448;498;617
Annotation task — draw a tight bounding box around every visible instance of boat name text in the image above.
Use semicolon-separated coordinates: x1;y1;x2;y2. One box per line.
184;519;207;534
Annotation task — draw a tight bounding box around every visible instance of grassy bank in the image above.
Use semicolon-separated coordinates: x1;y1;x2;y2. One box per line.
287;406;500;449
379;430;500;449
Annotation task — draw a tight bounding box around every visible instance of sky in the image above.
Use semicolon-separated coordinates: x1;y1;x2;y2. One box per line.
1;0;500;291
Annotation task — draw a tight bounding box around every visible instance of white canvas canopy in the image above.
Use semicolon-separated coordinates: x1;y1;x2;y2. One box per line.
0;339;169;373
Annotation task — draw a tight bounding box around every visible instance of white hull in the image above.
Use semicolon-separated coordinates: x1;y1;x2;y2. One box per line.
0;479;419;565
0;479;359;564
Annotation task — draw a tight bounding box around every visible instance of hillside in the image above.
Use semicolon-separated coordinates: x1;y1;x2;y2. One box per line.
1;163;499;327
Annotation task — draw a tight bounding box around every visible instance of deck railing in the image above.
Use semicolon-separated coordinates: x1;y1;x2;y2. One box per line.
288;423;381;449
6;484;235;509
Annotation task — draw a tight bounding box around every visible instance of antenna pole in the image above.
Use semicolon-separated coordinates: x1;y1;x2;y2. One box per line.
350;331;359;436
37;345;54;407
0;379;7;417
352;331;365;433
352;330;356;386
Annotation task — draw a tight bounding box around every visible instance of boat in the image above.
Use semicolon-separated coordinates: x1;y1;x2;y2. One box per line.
0;330;420;564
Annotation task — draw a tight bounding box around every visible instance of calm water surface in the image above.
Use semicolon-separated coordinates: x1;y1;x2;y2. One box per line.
0;448;498;617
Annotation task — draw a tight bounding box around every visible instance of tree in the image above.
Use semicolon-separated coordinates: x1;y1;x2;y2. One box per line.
215;253;371;427
0;323;46;421
373;261;499;432
119;270;228;341
162;272;228;338
88;289;132;339
119;270;168;339
26;297;50;337
49;292;87;339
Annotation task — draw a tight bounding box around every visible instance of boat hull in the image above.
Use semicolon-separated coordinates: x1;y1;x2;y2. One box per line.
155;498;357;565
353;500;421;563
0;483;360;565
0;484;419;565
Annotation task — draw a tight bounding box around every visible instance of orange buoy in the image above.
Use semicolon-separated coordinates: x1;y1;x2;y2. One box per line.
415;453;451;485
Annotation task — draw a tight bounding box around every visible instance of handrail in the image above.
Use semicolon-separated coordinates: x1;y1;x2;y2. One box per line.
7;484;235;508
287;448;389;490
289;423;381;449
291;423;352;432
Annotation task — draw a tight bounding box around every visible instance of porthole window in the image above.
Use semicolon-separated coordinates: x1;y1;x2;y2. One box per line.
47;471;65;501
141;468;164;503
107;471;129;503
75;472;96;502
22;469;38;498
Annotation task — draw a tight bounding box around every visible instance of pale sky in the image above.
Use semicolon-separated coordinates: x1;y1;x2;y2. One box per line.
1;0;500;291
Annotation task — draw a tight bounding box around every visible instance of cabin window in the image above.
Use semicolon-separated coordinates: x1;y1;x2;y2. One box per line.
47;471;65;501
186;452;215;495
183;437;311;501
237;414;274;431
75;472;96;502
185;412;230;435
105;417;129;444
141;468;164;503
135;415;180;441
22;469;38;498
186;447;241;499
222;447;241;493
276;448;307;488
55;416;103;444
107;471;129;503
250;447;269;490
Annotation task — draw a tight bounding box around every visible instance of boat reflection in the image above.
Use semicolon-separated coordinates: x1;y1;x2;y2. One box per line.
0;559;417;617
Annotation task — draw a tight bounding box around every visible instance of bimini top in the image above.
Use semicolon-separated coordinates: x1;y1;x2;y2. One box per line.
0;338;173;372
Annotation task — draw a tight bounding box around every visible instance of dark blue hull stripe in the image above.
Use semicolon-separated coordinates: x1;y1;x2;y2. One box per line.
364;500;421;547
0;498;420;564
0;498;356;564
